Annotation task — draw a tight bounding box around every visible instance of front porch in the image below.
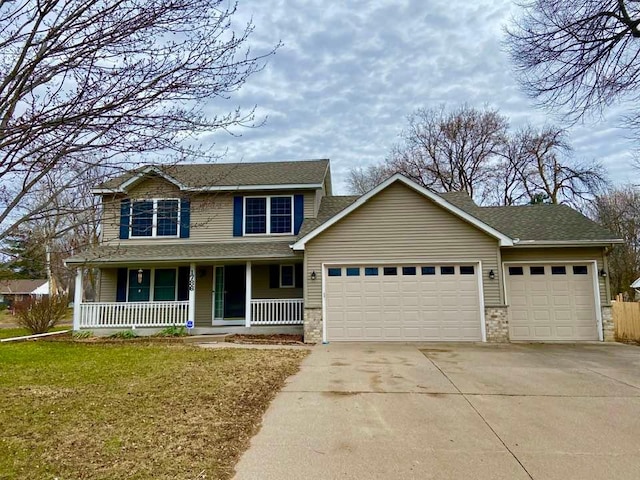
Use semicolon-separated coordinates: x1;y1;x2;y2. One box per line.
72;261;305;331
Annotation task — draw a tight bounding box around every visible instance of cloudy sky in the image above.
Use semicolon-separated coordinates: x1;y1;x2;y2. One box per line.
204;0;636;194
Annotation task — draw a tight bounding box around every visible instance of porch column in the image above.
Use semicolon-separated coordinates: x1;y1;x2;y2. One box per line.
73;267;83;331
188;263;196;327
245;261;252;327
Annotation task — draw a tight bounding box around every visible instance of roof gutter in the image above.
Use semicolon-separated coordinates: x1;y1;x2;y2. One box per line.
91;183;325;195
509;239;625;247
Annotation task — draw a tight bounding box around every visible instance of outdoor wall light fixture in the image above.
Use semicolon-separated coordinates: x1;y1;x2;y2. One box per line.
488;270;496;280
310;271;317;281
137;268;144;284
599;269;608;278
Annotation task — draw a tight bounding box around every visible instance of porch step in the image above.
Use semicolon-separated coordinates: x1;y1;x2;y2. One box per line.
182;334;231;344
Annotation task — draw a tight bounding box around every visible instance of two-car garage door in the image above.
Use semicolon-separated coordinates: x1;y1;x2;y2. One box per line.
325;264;482;341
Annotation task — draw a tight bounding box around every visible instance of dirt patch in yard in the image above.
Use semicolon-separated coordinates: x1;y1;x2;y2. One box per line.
0;341;308;479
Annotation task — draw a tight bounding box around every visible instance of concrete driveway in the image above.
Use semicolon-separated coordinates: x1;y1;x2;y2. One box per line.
233;343;640;479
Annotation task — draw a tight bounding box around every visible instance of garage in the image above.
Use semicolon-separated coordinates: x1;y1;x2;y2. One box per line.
325;263;483;341
505;263;599;341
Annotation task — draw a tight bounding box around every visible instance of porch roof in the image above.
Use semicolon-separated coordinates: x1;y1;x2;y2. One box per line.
65;241;300;266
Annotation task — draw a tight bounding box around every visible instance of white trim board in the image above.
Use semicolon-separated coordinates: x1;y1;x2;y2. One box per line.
292;174;514;250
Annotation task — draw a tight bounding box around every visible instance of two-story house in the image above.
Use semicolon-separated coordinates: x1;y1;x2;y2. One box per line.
66;158;622;344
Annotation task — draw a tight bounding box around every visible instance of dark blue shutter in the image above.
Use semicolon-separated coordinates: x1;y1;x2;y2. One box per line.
294;194;304;234
269;265;279;289
177;267;189;301
179;198;190;238
116;268;128;302
233;196;243;237
119;199;130;239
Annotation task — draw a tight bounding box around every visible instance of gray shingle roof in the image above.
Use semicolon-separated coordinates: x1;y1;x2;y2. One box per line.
439;192;618;242
98;159;329;191
66;242;301;265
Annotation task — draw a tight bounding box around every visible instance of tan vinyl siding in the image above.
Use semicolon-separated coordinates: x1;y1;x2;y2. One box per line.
98;268;118;302
305;182;501;308
194;266;213;326
501;247;609;305
101;179;318;243
251;264;303;299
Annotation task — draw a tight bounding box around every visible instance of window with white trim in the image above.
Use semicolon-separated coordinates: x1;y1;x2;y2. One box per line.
130;199;180;237
280;265;295;287
244;196;293;235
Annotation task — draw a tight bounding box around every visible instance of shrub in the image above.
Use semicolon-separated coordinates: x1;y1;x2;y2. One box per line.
72;330;93;339
156;325;188;337
109;330;137;339
14;295;68;335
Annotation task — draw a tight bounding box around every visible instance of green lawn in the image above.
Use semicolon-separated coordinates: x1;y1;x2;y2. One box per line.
0;341;307;479
0;326;70;340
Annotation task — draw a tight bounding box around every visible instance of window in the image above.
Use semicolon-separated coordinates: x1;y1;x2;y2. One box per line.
421;266;436;275
573;265;588;275
383;267;397;276
508;266;524;276
130;199;180;237
245;197;267;234
530;266;545;275
460;266;475;275
402;266;416;275
346;267;360;276
244;196;293;235
328;268;341;277
280;265;295;287
127;268;178;302
270;197;292;234
154;269;177;300
365;267;378;276
440;266;455;275
551;266;567;275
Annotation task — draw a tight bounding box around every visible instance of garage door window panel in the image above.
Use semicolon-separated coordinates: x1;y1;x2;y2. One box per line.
365;267;378;276
441;266;455;275
573;265;588;275
328;268;341;277
402;266;416;275
421;266;436;275
551;266;567;275
460;266;475;275
346;267;360;276
383;267;397;276
509;266;524;276
530;266;545;275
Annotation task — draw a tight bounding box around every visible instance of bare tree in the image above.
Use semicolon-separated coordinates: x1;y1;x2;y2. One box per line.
506;1;640;123
592;186;640;299
387;105;509;202
505;125;608;207
346;164;389;195
0;0;276;242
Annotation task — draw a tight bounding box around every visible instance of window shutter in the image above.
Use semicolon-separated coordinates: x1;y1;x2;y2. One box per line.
116;268;128;302
269;265;279;289
177;267;190;301
293;194;304;234
119;199;130;239
233;196;243;237
295;263;303;288
179;198;190;239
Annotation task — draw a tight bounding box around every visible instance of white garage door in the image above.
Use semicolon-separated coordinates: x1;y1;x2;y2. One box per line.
506;263;598;341
325;264;482;341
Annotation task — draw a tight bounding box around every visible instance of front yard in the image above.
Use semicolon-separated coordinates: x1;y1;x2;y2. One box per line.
0;341;307;479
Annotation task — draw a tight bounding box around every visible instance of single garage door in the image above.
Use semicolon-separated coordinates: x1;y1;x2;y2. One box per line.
325;264;482;341
506;263;598;341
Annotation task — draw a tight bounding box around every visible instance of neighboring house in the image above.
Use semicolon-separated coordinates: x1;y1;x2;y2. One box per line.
65;159;623;343
632;278;640;300
0;279;49;305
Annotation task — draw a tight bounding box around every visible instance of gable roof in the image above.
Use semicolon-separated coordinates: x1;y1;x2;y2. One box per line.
292;174;515;250
0;279;48;295
632;278;640;289
94;159;330;193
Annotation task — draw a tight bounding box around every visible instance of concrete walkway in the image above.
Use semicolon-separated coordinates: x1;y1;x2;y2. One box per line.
233;342;640;480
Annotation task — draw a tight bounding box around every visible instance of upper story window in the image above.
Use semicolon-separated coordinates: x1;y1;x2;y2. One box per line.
131;199;180;237
244;196;293;235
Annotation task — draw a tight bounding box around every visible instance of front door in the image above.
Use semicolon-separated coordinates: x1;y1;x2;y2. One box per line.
223;265;246;318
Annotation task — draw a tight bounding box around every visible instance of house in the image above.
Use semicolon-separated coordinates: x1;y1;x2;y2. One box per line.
632;278;640;299
65;159;623;343
0;279;49;306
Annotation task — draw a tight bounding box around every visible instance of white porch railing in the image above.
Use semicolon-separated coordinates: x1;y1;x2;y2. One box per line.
79;301;189;328
251;299;304;325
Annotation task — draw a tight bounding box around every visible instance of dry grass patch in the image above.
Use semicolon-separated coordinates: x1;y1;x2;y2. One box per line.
0;341;307;479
